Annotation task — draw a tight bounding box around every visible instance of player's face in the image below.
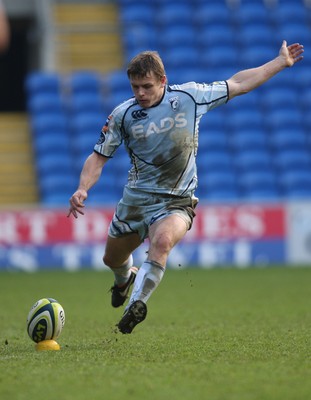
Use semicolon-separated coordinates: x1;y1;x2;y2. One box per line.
130;72;166;108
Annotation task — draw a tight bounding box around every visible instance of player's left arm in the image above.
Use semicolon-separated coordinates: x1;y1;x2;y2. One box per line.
227;40;304;100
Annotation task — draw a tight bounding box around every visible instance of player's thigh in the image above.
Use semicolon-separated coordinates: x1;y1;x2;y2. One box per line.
149;214;188;250
104;233;142;267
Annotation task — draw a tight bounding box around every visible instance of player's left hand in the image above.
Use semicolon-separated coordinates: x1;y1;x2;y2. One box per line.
67;188;88;218
280;40;304;67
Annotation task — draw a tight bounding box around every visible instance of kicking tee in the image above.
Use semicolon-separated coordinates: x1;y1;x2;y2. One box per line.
94;81;228;197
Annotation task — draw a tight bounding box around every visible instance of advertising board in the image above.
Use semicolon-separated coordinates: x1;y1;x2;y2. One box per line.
0;204;286;270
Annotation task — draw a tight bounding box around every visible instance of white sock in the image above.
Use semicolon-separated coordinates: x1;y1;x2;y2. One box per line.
113;255;133;286
127;260;165;307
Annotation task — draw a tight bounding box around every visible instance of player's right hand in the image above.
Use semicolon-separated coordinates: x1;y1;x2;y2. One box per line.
67;189;88;218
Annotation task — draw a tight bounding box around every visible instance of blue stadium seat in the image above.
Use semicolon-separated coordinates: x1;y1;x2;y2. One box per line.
104;89;134;110
242;188;280;201
74;153;90;174
87;190;121;205
225;91;259;111
293;66;311;89
155;3;193;26
119;4;154;26
158;25;197;49
199;170;237;197
69;71;102;95
72;131;97;158
71;112;104;134
40;172;77;197
274;149;311;172
117;0;140;5
198;169;239;200
199;108;226;132
234;149;272;171
41;193;73;206
199;129;228;151
25;72;61;95
226;109;264;131
237;23;277;48
230;129;267;151
273;2;308;25
269;128;307;150
36;152;73;178
165;68;184;85
303;112;311;131
70;92;105;115
205;66;237;82
239;170;278;194
197;24;236;49
89;167;124;202
31;113;68;136
104;70;131;93
27;92;65;115
240;45;277;68
234;3;271;25
88;183;123;207
163;46;201;69
193;2;232;26
33;129;70;154
198;150;233;172
124;46;152;64
200;45;239;68
266;67;295;90
278;23;311;47
199;187;240;202
194;0;227;3
260;87;298;111
282;188;311;199
155;0;194;5
279;170;311;198
265;109;303;130
112;149;130;179
121;25;157;52
112;153;132;175
173;67;210;85
299;88;311;112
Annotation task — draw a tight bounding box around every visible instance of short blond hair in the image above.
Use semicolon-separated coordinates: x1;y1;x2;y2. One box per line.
127;51;166;80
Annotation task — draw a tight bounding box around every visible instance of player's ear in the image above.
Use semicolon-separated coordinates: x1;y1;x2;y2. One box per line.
160;75;167;86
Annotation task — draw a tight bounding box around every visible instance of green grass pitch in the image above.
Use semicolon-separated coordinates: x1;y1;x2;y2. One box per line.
1;266;311;400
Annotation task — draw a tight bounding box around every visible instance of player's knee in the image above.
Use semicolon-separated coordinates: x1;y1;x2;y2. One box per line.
151;232;173;255
103;253;129;269
103;253;114;268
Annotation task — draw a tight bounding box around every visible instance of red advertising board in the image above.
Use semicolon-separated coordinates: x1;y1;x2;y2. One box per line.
186;204;285;241
0;204;286;246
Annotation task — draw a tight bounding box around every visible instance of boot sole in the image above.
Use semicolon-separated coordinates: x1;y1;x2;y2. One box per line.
117;300;147;334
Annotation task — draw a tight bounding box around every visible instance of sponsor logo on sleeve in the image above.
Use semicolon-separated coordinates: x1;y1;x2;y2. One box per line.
97;115;112;144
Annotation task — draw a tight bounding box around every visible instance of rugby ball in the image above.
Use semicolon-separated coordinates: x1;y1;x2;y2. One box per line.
27;298;65;343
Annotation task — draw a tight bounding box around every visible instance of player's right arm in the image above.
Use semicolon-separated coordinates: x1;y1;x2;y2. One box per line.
68;152;108;218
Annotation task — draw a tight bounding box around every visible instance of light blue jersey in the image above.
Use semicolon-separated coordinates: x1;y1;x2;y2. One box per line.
94;81;228;197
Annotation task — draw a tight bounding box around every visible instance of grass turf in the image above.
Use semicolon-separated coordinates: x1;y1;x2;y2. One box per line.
0;267;311;400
